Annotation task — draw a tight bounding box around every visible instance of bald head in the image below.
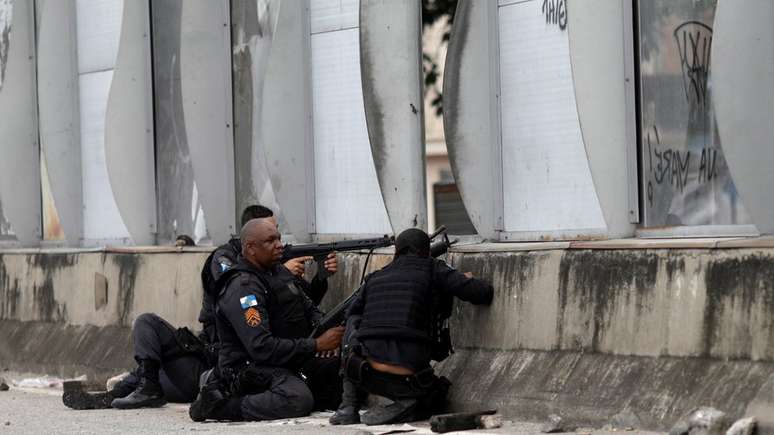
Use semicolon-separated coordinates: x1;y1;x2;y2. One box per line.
240;218;283;269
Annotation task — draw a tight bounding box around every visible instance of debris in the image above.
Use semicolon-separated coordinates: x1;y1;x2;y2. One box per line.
605;409;643;431
106;372;131;391
353;431;374;435
541;414;576;433
669;407;731;435
726;417;757;435
479;414;503;429
430;410;498;433
0;377;9;391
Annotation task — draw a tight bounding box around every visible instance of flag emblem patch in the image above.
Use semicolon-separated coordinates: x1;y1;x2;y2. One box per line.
240;295;258;309
244;307;261;327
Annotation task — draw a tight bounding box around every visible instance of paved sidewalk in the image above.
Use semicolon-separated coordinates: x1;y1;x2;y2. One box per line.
0;387;660;435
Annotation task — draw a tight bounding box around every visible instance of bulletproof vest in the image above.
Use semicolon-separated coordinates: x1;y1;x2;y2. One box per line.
357;255;435;342
219;263;313;339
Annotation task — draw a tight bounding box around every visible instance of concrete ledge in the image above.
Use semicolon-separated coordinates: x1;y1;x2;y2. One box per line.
437;348;774;432
0;319;133;381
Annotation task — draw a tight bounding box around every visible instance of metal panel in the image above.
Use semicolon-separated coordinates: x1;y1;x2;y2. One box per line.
151;0;197;244
566;0;636;238
310;0;358;33
103;0;156;245
712;0;774;234
231;0;286;232
261;0;314;241
0;0;42;245
360;0;426;233
442;0;500;240
311;27;392;235
498;0;605;236
179;0;235;244
37;0;82;244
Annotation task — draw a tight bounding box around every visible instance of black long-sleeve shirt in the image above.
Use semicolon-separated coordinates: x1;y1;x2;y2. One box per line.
215;259;323;370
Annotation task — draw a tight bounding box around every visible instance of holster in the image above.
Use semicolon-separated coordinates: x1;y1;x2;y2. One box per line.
224;364;273;397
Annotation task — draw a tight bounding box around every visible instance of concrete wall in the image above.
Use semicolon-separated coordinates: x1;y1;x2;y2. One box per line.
1;244;774;430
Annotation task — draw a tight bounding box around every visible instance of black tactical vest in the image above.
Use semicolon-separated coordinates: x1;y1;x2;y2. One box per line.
218;263;313;339
357;255;435;342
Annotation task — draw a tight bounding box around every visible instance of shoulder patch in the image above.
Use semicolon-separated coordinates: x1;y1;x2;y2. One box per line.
217;256;234;272
240;294;258;309
244;307;262;327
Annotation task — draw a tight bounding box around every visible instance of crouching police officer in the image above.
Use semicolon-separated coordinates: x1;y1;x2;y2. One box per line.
330;228;494;426
189;217;344;422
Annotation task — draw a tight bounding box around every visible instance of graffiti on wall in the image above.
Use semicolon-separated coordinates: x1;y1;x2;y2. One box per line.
638;0;750;228
541;0;566;30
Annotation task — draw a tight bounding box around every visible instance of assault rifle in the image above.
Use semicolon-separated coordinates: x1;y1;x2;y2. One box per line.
282;235;394;280
309;226;457;338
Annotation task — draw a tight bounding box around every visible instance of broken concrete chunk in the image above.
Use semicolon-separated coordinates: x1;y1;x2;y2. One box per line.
0;381;8;391
726;417;757;435
669;407;731;435
541;414;576;433
609;409;643;430
479;414;503;429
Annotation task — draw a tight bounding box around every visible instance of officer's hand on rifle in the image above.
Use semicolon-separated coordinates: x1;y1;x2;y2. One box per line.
284;256;313;277
315;325;345;352
323;252;338;275
464;272;474;278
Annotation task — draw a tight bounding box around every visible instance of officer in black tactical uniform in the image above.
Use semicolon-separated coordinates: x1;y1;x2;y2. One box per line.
189;217;345;422
63;206;336;410
330;228;494;426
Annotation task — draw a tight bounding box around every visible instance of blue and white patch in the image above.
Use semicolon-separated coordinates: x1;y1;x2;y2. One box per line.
220;262;231;272
217;256;234;272
240;294;258;309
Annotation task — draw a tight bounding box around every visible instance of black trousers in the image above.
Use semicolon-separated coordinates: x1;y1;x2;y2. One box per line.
129;313;209;402
227;365;314;421
300;356;343;411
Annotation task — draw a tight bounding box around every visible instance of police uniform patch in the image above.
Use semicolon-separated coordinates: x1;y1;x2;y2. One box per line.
240;294;258;309
218;256;233;272
244;307;261;327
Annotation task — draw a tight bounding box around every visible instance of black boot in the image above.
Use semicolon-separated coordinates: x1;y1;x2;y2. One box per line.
361;398;418;425
329;379;361;425
62;379;138;410
189;377;242;422
111;360;166;409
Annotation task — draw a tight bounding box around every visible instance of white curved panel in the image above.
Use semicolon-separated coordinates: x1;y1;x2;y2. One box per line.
261;0;313;241
442;0;499;239
37;0;82;244
567;0;635;238
498;0;605;236
104;0;156;245
360;0;426;233
0;0;41;245
712;0;774;234
179;0;235;244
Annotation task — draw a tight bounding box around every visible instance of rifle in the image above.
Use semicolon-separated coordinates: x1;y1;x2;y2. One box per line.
310;226;457;338
282;235;394;280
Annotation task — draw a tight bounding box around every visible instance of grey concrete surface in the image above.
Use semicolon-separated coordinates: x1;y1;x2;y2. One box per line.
0;388;661;435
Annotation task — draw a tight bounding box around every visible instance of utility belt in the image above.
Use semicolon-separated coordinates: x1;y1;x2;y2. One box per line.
343;348;450;400
219;363;275;397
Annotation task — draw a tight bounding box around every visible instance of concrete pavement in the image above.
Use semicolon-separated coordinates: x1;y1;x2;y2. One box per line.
0;387;660;435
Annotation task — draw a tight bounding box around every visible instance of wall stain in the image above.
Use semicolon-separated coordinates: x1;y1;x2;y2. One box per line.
28;254;76;322
0;255;20;319
113;254;142;326
558;250;658;351
703;254;774;359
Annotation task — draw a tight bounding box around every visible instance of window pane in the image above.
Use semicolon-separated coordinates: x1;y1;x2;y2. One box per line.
638;0;751;227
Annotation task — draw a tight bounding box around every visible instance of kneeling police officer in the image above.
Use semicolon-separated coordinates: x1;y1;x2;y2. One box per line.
189;217;344;421
330;228;494;426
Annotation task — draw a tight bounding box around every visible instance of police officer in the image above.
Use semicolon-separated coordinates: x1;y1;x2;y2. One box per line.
63;206;336;410
189;218;344;422
329;228;494;426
